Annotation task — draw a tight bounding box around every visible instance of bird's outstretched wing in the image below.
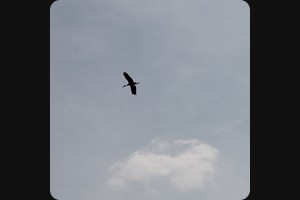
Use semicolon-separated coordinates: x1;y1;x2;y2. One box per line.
123;72;134;84
130;85;137;95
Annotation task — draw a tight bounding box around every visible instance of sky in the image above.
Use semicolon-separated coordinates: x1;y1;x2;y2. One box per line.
50;0;250;200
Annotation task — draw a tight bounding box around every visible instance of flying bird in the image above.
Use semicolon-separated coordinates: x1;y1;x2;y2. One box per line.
122;72;140;95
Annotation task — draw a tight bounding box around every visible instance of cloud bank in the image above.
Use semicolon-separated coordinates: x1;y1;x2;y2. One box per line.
107;139;219;192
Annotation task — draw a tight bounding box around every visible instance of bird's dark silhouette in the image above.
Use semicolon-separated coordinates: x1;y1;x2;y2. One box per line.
122;72;140;95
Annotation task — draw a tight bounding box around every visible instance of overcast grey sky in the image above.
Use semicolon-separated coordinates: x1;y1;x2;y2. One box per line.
50;0;249;200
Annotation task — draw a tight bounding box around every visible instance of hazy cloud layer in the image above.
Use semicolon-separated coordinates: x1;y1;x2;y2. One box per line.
107;139;219;192
51;0;249;199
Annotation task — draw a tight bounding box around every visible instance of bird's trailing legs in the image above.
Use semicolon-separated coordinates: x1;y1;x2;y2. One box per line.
122;82;139;88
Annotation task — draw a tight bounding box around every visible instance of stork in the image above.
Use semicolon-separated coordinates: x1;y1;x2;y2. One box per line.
122;72;139;95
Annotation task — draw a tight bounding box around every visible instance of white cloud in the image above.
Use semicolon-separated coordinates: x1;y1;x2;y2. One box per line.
107;139;219;192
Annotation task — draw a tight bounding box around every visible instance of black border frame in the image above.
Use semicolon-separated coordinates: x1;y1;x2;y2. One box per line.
10;0;278;199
